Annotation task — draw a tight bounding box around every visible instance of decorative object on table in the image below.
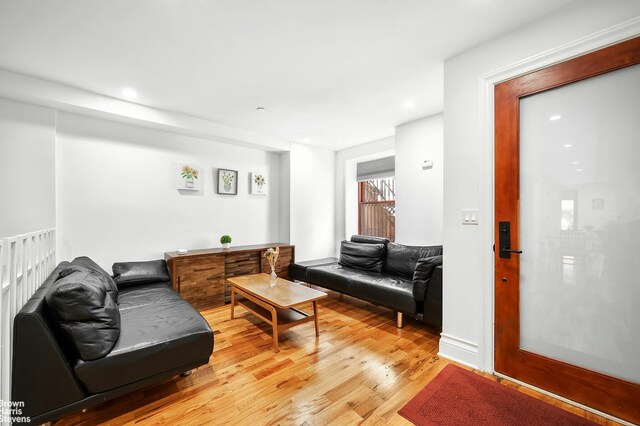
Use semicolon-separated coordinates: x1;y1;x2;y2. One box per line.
220;235;232;249
177;163;202;191
177;249;188;255
217;168;238;195
250;171;268;195
263;247;280;287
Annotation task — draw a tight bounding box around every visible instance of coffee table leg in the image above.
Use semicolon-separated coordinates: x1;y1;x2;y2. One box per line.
270;306;279;352
313;301;320;336
230;286;236;319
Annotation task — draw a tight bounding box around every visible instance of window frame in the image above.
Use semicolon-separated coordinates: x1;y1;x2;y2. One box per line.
357;178;396;241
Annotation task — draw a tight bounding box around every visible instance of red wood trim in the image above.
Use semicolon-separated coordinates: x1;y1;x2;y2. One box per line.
494;36;640;423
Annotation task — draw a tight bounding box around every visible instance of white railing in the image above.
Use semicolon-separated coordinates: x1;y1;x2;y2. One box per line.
0;228;56;415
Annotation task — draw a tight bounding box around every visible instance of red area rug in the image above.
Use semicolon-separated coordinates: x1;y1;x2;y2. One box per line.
398;364;597;426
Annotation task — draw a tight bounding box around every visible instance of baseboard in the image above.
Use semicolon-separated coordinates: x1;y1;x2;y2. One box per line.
438;333;480;369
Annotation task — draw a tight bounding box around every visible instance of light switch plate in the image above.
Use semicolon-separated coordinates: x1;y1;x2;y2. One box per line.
462;209;479;225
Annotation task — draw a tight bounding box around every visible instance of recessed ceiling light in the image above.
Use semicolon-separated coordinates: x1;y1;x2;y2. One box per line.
256;106;265;112
549;115;562;121
576;169;583;172
122;87;137;99
571;161;580;165
403;101;415;109
563;144;573;148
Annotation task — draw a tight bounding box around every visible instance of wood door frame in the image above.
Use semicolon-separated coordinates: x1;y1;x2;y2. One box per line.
473;20;640;377
494;36;640;423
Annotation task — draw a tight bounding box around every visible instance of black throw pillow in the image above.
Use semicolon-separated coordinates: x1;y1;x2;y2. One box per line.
112;259;171;288
412;255;443;302
70;256;119;302
46;267;121;360
384;242;442;278
350;235;390;245
339;241;386;272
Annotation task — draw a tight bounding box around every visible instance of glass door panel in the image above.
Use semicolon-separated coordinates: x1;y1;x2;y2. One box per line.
519;63;640;384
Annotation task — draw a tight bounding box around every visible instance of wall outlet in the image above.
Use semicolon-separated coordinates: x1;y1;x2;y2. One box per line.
462;209;479;225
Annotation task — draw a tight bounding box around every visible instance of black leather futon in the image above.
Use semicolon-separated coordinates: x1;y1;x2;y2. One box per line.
12;257;213;424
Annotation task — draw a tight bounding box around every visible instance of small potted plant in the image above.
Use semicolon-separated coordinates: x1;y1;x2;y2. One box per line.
220;235;232;249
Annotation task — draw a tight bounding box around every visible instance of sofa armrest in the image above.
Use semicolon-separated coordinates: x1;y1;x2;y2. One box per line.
421;266;443;327
426;266;442;303
411;257;442;302
112;259;171;289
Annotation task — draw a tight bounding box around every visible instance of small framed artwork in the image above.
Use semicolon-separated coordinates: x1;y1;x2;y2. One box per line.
177;163;203;191
217;168;238;195
250;171;268;195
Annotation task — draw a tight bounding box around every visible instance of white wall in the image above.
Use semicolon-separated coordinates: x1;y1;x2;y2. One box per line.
395;114;443;245
56;112;283;270
0;98;55;237
278;152;291;244
335;136;395;247
290;142;336;261
441;0;640;369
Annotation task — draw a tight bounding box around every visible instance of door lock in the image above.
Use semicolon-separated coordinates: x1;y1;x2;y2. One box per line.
499;221;523;259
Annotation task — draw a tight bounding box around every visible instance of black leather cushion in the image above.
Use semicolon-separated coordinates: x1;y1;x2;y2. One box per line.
45;268;120;361
348;271;416;314
384;243;443;278
412;255;443;301
289;257;338;281
70;256;119;302
112;259;171;288
339;241;385;272
307;263;351;292
350;235;390;245
74;282;213;393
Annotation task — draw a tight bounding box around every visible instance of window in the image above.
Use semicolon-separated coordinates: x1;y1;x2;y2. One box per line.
561;199;575;230
358;177;395;241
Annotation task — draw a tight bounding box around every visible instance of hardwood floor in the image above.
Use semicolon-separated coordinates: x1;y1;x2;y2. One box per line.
55;291;621;425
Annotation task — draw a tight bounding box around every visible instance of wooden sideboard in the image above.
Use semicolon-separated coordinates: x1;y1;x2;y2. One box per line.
164;243;295;310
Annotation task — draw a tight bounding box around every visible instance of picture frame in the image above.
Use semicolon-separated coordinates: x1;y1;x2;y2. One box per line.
217;168;238;195
250;171;268;195
177;163;203;191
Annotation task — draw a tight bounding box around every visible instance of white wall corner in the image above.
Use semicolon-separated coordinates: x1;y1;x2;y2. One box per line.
438;333;480;369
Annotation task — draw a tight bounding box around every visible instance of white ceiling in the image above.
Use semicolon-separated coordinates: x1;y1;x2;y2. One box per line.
0;0;576;150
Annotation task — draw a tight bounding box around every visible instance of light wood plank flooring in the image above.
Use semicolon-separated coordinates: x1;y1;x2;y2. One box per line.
55;291;620;425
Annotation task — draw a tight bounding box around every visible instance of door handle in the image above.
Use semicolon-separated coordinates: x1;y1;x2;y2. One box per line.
502;248;523;254
498;221;523;258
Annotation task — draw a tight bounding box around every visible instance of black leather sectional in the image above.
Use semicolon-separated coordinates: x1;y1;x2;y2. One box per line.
289;235;443;327
12;257;213;424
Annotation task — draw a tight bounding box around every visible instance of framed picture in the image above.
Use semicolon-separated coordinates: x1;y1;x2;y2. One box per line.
177;163;203;191
250;171;268;195
217;169;238;195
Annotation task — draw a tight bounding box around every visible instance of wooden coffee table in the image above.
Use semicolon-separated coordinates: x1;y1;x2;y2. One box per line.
228;274;327;352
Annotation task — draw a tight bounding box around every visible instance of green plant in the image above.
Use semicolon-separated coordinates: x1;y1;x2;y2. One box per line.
220;235;232;244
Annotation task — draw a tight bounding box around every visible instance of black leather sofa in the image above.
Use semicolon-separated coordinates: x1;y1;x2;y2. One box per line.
289;235;442;328
12;257;214;424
